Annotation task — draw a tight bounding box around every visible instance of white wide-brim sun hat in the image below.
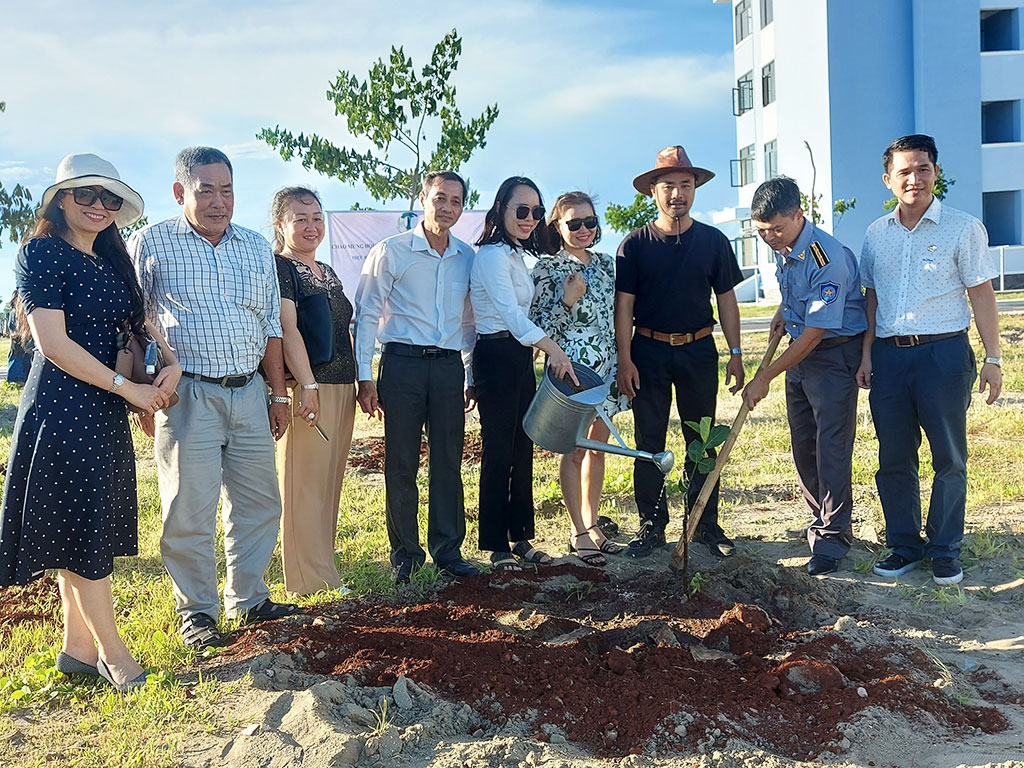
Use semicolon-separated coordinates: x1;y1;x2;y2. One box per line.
39;153;145;229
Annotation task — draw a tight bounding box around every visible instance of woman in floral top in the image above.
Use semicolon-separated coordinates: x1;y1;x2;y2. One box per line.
530;192;626;567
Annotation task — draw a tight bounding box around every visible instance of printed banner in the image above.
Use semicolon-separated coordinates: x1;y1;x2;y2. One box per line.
327;210;487;302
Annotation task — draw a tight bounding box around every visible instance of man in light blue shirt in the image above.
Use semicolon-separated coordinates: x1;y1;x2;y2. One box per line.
354;171;478;583
858;135;1003;587
131;146;297;648
742;177;866;576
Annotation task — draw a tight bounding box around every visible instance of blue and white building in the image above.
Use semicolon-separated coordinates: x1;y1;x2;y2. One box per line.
714;0;1024;297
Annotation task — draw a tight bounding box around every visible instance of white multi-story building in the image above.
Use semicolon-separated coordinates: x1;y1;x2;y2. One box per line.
715;0;1024;298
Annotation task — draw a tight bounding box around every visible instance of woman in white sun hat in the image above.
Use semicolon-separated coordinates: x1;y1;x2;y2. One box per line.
0;153;180;692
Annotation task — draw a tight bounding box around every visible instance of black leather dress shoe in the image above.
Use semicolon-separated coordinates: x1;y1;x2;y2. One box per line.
439;558;479;578
807;554;840;576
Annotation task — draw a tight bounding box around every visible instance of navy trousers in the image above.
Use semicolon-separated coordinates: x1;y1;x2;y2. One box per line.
868;333;976;560
785;338;861;559
630;333;724;532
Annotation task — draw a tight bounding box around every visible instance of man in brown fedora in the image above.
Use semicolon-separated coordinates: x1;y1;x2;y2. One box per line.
615;146;745;558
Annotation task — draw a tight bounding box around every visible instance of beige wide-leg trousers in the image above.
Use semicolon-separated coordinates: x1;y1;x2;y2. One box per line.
276;381;356;595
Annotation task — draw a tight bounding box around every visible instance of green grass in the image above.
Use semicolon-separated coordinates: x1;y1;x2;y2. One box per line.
1;322;1023;766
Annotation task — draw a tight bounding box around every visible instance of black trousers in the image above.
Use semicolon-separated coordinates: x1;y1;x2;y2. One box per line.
630;333;723;531
785;338;861;559
377;348;466;567
473;336;537;551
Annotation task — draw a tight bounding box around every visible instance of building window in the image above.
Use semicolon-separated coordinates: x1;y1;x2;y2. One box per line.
734;72;754;116
735;219;757;266
731;144;756;187
981;9;1020;52
982;100;1021;143
760;0;773;27
762;61;775;106
764;139;778;179
735;0;753;43
984;191;1022;246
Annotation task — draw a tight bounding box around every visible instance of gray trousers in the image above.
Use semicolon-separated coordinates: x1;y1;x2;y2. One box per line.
376;347;467;567
785;338;861;559
155;375;281;620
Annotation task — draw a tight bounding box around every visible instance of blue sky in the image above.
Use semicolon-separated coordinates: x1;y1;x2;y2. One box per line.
0;0;738;298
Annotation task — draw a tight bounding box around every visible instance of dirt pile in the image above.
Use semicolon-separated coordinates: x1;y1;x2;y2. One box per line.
202;558;1014;766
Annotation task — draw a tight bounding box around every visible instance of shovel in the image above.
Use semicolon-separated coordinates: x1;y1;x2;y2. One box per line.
669;331;783;572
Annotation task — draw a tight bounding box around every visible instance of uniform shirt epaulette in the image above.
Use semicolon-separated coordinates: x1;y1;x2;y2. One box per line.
809;241;829;268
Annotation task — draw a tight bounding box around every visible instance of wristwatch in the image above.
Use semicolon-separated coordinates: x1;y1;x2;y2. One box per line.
110;373;125;392
730;347;743;355
300;382;320;390
984;356;1002;368
271;395;292;404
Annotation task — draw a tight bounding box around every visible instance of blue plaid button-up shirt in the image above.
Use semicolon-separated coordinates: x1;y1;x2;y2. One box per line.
130;216;282;377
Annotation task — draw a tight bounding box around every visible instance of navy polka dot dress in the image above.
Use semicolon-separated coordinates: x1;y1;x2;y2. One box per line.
0;237;138;586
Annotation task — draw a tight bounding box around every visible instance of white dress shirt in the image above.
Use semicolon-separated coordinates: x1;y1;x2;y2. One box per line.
353;223;475;383
130;216;282;377
861;198;997;338
470;242;546;346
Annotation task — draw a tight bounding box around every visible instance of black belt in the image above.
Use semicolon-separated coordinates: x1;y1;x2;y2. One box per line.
817;332;863;349
477;331;512;341
182;370;258;388
384;342;459;359
879;330;966;348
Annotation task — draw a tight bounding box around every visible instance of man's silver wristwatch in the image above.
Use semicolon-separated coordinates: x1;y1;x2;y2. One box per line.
110;373;125;392
270;395;291;404
984;356;1002;368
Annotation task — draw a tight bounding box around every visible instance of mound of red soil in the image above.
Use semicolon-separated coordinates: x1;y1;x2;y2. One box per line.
223;566;1007;760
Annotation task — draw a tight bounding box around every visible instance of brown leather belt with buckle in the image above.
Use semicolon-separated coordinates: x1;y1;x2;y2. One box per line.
635;326;713;346
182;370;258;388
880;330;966;348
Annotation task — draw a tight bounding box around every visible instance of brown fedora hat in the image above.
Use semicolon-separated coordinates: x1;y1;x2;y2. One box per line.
632;146;715;195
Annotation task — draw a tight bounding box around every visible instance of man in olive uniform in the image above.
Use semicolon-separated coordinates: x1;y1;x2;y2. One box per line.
742;176;867;576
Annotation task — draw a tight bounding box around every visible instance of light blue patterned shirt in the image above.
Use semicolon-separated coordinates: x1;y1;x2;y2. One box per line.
129;216;282;377
860;198;997;338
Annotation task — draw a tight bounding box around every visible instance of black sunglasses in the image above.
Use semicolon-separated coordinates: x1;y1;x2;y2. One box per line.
69;187;124;212
514;204;546;221
563;216;598;232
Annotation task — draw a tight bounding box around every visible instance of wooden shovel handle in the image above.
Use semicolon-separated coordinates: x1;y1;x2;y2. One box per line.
670;332;783;565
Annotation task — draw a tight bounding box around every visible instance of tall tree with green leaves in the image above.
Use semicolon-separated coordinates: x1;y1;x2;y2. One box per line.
259;29;498;210
0;101;36;244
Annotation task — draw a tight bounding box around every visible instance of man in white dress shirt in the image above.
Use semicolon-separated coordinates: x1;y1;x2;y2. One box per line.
354;171;478;583
857;134;1002;587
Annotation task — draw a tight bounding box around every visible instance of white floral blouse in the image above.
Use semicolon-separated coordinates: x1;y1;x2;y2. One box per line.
530;248;629;414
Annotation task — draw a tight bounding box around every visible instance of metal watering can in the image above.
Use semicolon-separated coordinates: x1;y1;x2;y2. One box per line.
522;363;675;474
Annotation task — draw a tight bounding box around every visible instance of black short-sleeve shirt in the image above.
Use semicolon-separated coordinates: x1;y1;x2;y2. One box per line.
616;221;743;333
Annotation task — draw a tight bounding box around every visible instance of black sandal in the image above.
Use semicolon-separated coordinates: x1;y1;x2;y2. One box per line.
569;532;607;567
490;551;523;572
587;525;625;554
511;540;552;565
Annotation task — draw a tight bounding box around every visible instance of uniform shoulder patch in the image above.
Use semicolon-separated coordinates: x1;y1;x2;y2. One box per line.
819;282;840;304
810;241;830;268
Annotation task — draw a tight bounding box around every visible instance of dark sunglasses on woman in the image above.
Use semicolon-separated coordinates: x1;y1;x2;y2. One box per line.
69;187;124;212
514;204;546;221
563;216;598;231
